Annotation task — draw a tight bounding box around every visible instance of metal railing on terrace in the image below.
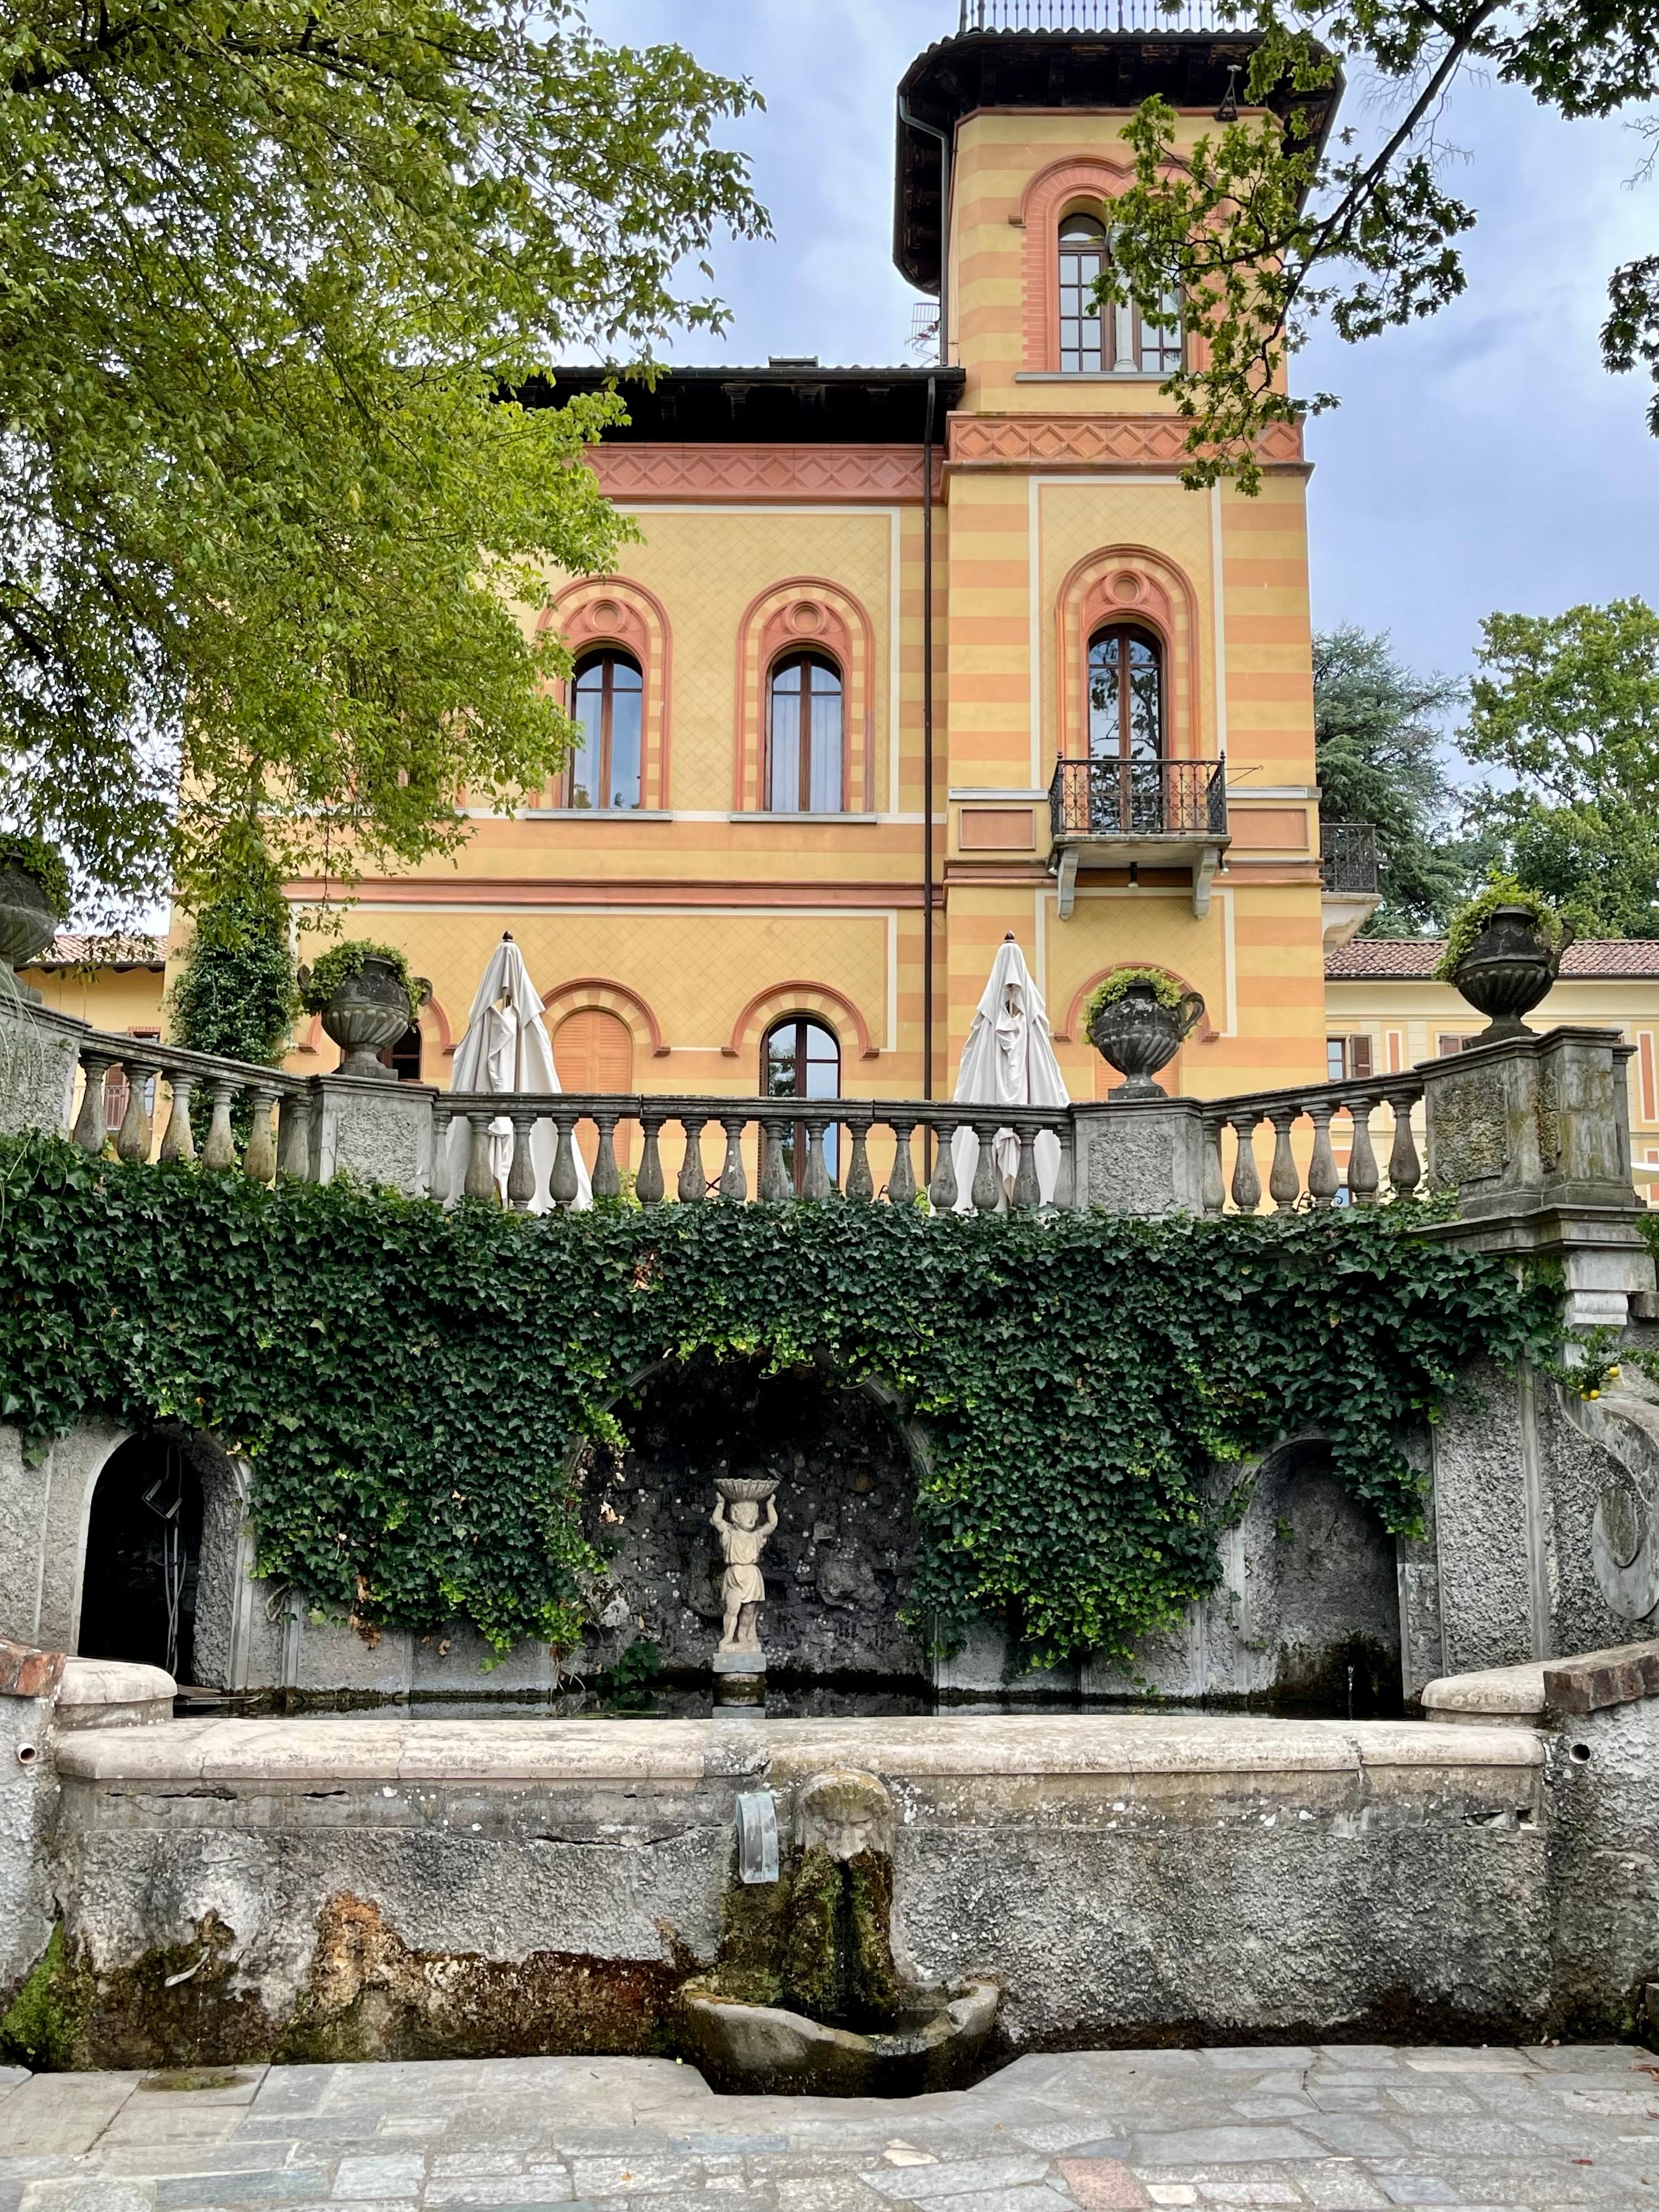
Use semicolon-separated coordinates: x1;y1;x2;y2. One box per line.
26;1015;1430;1219
1050;756;1227;840
1321;822;1380;897
959;0;1227;29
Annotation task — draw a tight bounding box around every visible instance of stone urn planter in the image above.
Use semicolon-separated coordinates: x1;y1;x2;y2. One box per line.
1449;903;1574;1043
1088;979;1206;1100
0;862;59;995
316;954;426;1081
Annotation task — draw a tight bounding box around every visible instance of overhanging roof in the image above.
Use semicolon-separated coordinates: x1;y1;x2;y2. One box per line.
526;365;965;447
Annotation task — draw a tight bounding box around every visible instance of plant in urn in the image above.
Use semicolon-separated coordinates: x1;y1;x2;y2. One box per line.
300;941;430;1080
1085;968;1205;1100
0;836;71;1000
1434;879;1571;1043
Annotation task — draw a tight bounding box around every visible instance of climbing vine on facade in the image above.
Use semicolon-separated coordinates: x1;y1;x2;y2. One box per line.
0;1137;1561;1667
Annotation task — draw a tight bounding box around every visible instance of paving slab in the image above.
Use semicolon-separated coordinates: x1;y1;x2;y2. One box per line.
0;2048;1656;2207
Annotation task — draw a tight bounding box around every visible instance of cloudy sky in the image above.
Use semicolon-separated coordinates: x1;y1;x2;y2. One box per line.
583;0;1659;716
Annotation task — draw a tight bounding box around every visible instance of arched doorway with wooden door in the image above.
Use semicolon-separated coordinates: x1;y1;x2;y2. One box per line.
553;1007;635;1172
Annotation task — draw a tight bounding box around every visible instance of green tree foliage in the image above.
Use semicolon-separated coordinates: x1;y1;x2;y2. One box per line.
1101;5;1659;487
1312;625;1467;933
171;840;297;1066
1461;597;1659;937
0;1137;1559;1669
0;0;764;912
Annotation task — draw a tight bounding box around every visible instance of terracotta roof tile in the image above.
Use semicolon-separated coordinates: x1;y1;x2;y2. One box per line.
1326;937;1659;981
18;932;166;972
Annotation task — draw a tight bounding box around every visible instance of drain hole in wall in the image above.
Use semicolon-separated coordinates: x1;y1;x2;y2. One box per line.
1569;1742;1593;1763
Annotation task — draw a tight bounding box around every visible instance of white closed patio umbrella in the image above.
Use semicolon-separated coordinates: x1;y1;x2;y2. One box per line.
445;933;591;1210
950;935;1069;1209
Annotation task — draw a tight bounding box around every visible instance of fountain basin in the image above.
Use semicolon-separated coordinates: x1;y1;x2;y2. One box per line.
676;1974;1000;2095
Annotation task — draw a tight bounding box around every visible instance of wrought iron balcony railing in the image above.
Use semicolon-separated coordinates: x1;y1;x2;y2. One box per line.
959;0;1225;31
1320;821;1379;897
1050;756;1227;841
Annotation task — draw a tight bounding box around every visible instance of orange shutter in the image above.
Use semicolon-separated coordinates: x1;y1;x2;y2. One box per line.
553;1010;634;1169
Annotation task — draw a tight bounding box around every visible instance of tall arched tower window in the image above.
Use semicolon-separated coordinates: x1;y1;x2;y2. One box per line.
567;649;643;811
767;653;845;813
763;1015;840;1190
1058;212;1108;375
1057;210;1183;376
1088;623;1163;760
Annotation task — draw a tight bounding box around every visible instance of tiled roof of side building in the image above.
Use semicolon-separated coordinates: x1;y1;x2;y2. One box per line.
1325;938;1659;982
18;932;166;972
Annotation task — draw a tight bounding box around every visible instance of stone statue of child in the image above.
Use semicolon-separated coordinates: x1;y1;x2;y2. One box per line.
711;1492;779;1655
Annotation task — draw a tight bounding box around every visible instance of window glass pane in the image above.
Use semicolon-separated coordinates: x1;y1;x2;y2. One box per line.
768;661;802;812
568;668;602;810
1088;633;1121;758
807;662;843;812
1327;1038;1347;1083
608;682;642;809
1128;658;1161;756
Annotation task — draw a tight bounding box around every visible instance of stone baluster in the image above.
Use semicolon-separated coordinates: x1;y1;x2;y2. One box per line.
115;1057;157;1163
1304;1099;1339;1208
428;1104;453;1202
71;1052;114;1154
1228;1113;1263;1215
801;1116;833;1202
590;1111;621;1201
158;1072;197;1164
242;1082;279;1184
276;1091;310;1179
927;1117;959;1212
1267;1105;1301;1213
506;1112;536;1211
1052;1118;1076;1211
1201;1113;1227;1217
548;1111;581;1209
463;1111;496;1201
887;1120;917;1208
717;1116;749;1201
759;1116;793;1203
970;1119;1002;1213
636;1114;665;1207
1011;1120;1041;1212
1346;1092;1381;1206
845;1119;874;1202
1387;1090;1422;1199
677;1116;709;1203
202;1079;239;1172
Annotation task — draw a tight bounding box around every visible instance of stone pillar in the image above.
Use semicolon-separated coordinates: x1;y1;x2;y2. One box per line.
1416;1025;1656;1327
307;1075;436;1197
0;1638;65;1996
0;1002;89;1140
1067;1097;1207;1216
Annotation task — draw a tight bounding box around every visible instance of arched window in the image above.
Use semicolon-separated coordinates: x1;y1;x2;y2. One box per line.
1059;212;1108;375
767;653;844;814
1089;624;1163;760
566;649;643;810
553;1006;635;1169
763;1016;840;1191
1058;210;1182;376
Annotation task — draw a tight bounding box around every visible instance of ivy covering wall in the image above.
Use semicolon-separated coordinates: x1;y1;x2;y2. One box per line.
0;1137;1561;1667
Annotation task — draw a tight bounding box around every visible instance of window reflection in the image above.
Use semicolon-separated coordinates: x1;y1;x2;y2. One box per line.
763;1016;840;1190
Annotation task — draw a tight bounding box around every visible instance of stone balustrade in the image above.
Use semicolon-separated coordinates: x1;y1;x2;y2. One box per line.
62;1031;310;1183
432;1091;1076;1212
1198;1073;1428;1215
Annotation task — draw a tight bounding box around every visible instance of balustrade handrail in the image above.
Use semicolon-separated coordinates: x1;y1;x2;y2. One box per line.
72;1023;308;1095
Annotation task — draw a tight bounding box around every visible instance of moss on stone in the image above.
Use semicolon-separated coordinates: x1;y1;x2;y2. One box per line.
844;1850;902;2025
0;1923;87;2071
780;1844;843;2021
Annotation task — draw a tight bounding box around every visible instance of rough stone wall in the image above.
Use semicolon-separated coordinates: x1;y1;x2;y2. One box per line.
0;1421;127;1652
574;1357;923;1681
1546;1695;1659;2033
0;1690;58;1996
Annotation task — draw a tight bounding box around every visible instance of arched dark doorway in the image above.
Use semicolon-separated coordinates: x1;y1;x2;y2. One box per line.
78;1435;204;1681
1243;1438;1403;1716
574;1352;922;1685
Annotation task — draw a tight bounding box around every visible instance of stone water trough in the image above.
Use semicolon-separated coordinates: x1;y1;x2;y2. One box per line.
8;1639;1659;2075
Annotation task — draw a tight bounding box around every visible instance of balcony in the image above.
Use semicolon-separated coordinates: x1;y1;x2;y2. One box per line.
1319;821;1382;947
1047;756;1230;919
959;1;1224;28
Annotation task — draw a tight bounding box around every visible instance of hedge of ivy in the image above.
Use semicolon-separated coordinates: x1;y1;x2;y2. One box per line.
0;1135;1562;1667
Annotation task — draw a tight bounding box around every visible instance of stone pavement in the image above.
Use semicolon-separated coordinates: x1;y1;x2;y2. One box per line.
3;2044;1658;2211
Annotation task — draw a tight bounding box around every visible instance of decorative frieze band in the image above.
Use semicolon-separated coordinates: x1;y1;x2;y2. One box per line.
947;415;1305;470
588;444;944;502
